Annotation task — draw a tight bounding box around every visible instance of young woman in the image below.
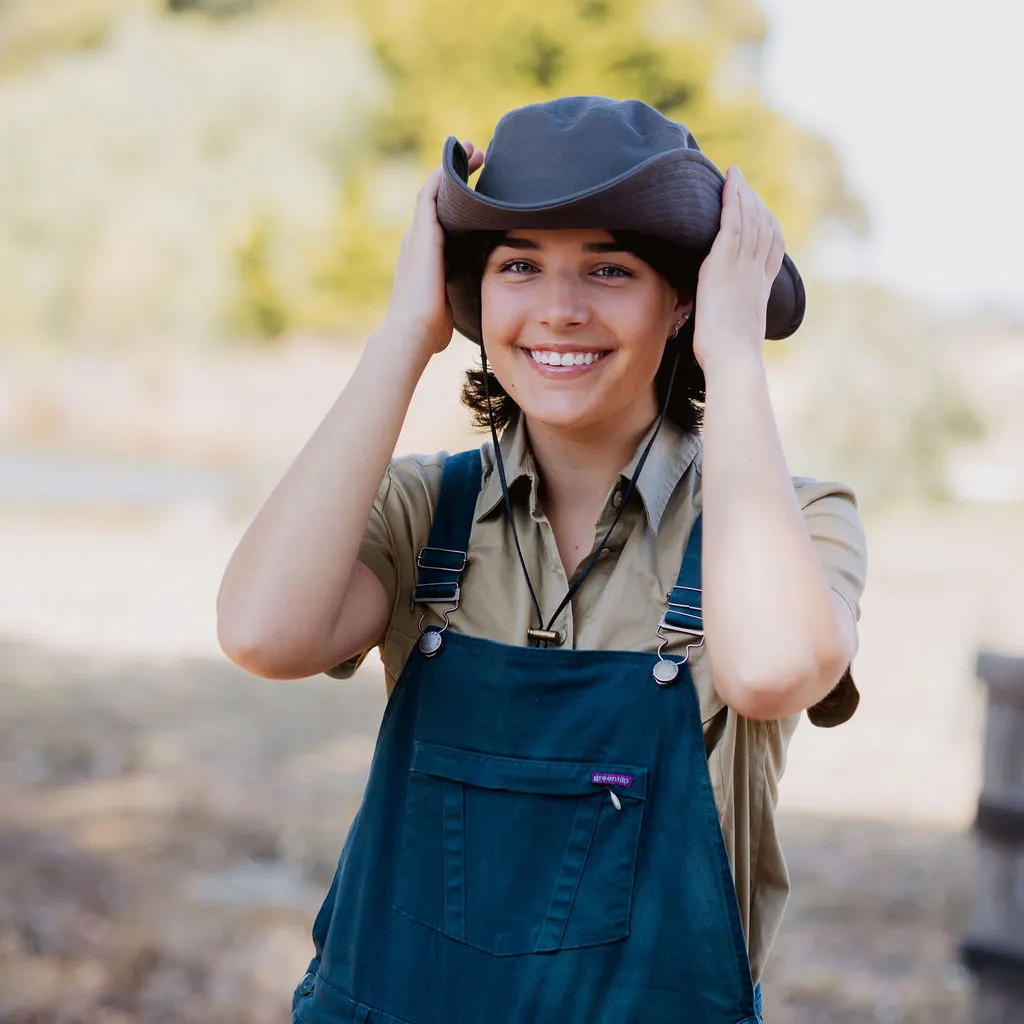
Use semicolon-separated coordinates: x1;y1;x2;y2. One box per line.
217;97;867;1024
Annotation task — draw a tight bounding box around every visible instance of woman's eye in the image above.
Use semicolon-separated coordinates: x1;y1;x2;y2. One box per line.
499;259;537;274
594;265;633;279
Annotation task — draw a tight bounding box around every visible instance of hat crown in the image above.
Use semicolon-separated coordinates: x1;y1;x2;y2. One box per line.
475;96;700;205
437;94;806;342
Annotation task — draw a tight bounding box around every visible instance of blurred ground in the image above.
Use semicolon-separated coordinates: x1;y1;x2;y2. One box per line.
0;641;974;1023
2;337;1022;1022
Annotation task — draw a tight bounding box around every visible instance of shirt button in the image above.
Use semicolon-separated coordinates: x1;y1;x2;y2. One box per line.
612;489;624;508
298;973;316;996
598;547;611;559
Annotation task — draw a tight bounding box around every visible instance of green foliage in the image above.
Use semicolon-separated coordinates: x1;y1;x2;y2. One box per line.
357;0;730;155
230;215;289;340
0;0;157;76
0;0;863;341
306;0;863;314
0;0;268;77
165;0;269;14
305;180;406;328
0;12;382;344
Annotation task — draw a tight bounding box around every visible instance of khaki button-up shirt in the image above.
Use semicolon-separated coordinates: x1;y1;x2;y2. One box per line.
340;413;868;984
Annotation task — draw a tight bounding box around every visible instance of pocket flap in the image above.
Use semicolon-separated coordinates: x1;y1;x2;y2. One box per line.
410;741;647;800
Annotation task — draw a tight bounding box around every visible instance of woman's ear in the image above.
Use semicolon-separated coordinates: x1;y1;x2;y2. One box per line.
674;295;695;320
668;295;695;337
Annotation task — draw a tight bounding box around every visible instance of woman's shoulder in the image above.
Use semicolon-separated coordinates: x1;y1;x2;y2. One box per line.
693;443;859;511
383;446;491;517
789;474;860;510
379;451;450;520
789;475;867;588
387;450;451;487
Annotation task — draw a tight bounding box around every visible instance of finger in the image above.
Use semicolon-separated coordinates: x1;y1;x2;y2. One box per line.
413;166;445;229
766;222;786;281
753;204;776;266
460;139;485;174
419;165;444;204
718;167;742;256
735;169;759;258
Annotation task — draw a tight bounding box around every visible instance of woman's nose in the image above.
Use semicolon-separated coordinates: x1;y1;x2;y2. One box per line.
535;271;591;330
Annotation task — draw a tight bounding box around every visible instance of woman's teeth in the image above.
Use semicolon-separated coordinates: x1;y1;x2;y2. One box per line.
529;350;606;367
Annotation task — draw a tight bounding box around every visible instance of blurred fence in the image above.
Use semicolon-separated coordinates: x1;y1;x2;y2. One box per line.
961;650;1024;1022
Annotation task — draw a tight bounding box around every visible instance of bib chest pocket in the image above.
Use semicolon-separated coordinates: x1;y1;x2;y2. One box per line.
394;741;647;957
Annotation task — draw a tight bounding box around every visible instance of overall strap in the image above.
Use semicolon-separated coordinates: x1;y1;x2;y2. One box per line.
662;514;703;634
411;449;483;608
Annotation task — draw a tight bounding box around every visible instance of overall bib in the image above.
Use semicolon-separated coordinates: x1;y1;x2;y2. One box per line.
293;450;764;1024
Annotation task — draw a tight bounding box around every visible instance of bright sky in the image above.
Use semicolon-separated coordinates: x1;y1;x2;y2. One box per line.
758;0;1024;315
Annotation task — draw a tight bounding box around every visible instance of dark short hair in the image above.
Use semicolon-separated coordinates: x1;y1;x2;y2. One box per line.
447;230;706;433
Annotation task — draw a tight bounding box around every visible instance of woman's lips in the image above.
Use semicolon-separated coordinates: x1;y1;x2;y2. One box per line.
523;348;611;378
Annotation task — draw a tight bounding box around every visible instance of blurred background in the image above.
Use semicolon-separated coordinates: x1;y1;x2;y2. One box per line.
1;0;1022;1021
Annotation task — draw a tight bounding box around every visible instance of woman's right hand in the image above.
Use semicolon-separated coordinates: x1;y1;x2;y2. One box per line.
382;139;485;361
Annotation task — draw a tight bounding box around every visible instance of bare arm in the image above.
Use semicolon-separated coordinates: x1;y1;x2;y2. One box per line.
695;166;856;719
216;331;428;679
217;146;484;679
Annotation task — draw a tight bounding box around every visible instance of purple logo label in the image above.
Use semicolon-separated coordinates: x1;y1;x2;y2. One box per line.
591;772;633;788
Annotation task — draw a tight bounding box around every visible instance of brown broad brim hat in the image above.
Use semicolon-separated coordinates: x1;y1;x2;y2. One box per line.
437;95;805;344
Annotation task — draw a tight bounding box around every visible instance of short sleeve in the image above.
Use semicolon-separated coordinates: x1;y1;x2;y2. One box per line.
325;452;447;679
794;478;868;727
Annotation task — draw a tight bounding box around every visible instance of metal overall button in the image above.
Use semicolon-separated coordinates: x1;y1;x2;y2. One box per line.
418;629;444;657
652;660;680;686
298;972;316;996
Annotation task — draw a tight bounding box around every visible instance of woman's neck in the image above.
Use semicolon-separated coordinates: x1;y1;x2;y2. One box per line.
525;402;657;517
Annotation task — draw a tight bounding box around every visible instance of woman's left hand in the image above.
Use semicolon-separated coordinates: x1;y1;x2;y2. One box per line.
692;165;787;375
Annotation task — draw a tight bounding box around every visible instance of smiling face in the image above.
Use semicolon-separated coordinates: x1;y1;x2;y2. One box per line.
479;229;692;440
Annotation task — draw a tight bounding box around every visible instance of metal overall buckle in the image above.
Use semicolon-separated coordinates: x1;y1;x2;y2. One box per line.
414;587;460;657
653;585;704;686
411;547;466;658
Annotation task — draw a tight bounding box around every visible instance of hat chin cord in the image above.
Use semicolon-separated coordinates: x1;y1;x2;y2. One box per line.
480;331;685;646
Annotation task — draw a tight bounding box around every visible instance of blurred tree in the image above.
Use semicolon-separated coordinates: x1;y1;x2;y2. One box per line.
165;0;269;15
0;0;866;341
0;13;382;345
0;0;155;76
289;0;865;323
231;214;289;340
304;177;406;326
0;0;271;77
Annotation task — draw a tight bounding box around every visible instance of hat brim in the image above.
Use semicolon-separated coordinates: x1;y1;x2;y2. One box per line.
437;136;805;343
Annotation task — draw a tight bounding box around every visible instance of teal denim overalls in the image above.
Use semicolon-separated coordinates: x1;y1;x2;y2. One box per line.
293;450;764;1023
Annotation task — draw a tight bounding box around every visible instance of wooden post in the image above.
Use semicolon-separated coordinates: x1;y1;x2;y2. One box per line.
960;650;1024;1022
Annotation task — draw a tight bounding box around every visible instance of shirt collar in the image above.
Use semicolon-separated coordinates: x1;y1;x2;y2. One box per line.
476;413;701;534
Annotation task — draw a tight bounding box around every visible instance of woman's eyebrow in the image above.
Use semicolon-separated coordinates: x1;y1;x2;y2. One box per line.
496;237;540;250
583;241;630;253
496;237;629;254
